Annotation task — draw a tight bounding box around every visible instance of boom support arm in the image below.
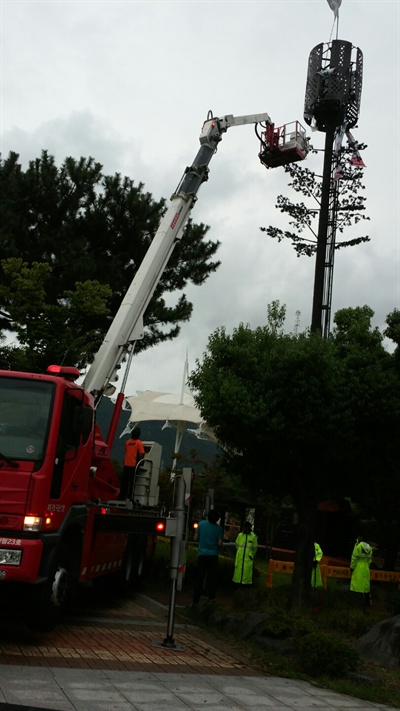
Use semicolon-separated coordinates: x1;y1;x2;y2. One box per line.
83;112;273;402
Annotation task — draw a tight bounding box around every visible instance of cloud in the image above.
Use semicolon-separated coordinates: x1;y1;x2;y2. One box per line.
0;0;399;396
1;111;140;177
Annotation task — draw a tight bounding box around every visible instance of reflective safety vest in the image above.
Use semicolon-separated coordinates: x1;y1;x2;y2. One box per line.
312;542;323;588
233;531;258;585
350;540;372;593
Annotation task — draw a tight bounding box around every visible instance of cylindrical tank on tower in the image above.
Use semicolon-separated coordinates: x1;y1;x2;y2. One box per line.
304;39;363;132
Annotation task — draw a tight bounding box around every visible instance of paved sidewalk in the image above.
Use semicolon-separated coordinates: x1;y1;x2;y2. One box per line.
0;593;398;710
0;666;398;711
0;597;258;674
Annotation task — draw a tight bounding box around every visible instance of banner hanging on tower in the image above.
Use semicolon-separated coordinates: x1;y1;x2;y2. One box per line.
326;0;342;19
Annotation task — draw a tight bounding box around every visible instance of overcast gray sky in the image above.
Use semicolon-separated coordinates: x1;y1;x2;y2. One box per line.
1;0;399;397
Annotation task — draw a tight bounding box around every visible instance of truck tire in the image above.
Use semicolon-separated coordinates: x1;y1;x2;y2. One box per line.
92;535;147;597
27;536;80;631
118;534;147;592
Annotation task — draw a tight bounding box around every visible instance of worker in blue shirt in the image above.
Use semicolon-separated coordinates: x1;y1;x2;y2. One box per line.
192;509;223;607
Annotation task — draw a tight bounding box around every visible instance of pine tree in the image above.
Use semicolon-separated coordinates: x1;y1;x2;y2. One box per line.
0;151;221;371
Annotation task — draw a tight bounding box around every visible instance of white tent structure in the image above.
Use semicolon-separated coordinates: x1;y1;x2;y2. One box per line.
123;389;217;472
122;354;217;473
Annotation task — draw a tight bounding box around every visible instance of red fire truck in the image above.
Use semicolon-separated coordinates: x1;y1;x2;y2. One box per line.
0;111;307;629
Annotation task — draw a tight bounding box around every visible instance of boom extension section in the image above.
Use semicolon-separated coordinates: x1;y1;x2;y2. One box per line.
83;111;307;403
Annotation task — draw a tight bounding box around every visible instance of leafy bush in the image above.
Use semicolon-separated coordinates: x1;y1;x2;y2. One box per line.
296;631;359;677
292;615;317;639
262;606;294;638
317;606;374;637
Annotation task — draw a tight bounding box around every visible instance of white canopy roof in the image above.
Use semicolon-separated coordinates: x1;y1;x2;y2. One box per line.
123;390;217;473
125;390;204;425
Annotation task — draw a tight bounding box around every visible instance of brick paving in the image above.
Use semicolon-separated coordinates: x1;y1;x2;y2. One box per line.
0;591;262;676
1;592;399;710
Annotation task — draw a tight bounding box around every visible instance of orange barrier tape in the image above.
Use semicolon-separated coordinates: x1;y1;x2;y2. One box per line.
266;559;400;589
370;569;400;583
266;559;294;588
320;565;349;588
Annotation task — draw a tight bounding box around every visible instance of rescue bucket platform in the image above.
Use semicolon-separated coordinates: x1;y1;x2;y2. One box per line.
259;121;308;169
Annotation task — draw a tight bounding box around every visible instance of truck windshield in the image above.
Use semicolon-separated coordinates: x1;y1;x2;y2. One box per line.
0;377;54;462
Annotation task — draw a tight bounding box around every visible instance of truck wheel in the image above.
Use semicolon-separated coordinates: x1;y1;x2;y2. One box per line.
93;536;147;597
119;534;146;591
27;538;80;631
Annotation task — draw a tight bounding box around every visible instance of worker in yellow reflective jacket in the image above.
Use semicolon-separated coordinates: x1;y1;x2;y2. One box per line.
350;535;372;607
312;542;323;588
233;521;258;585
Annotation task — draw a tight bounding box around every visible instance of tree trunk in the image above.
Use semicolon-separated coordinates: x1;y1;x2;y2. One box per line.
290;491;317;611
383;542;398;571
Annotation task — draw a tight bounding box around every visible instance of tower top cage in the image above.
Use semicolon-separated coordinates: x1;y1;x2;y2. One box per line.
304;39;363;132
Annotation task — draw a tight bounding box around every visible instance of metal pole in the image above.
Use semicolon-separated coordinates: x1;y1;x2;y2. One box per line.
177;468;193;591
321;175;339;338
311;124;335;334
161;474;186;649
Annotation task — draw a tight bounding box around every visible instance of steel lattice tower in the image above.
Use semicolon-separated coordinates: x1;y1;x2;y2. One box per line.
304;40;363;336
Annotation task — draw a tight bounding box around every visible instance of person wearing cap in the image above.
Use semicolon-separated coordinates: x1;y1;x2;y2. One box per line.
120;427;145;499
233;521;258;586
350;534;373;607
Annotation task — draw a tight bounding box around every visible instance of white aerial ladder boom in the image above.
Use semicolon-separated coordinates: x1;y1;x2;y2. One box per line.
83;111;308;403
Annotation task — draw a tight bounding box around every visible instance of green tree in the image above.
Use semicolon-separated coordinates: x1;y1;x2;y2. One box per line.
332;306;400;570
384;308;400;367
0;151;220;370
189;302;400;608
0;258;112;370
260;146;370;257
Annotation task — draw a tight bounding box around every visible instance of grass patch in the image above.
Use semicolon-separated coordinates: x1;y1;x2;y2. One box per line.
143;539;400;708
